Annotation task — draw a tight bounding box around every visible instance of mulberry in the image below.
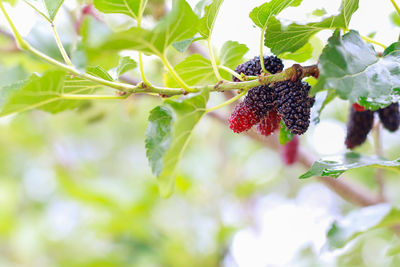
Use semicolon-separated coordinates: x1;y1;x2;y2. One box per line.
229;101;260;133
274;81;315;135
233;56;284;82
378;103;399;132
257;109;281;136
352;103;366;112
280;135;299;165
345;107;374;149
244;86;277;118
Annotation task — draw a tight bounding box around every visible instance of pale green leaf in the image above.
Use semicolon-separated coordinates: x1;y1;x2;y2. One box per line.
43;0;64;20
164;54;217;87
116;56;137;77
279;36;323;63
279;121;294;145
198;0;224;39
93;0;146;19
87;66;114;81
219;41;249;70
327;204;400;249
0;71;102;117
300;152;400;179
102;0;200;56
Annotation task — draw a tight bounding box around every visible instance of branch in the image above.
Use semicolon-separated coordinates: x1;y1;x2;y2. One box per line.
208;112;383;207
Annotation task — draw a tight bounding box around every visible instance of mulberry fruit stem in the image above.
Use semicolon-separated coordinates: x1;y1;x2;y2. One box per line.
218;65;244;81
259;28;269;74
206;90;248;113
160;55;194;93
391;0;400;16
208;38;223;81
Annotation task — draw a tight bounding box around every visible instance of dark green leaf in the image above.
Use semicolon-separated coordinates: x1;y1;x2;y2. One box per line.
0;71;102;116
265;0;359;54
219;41;249;70
279;121;294;145
300;152;400;179
43;0;64;20
93;0;145;19
198;0;224;39
102;0;199;56
249;0;302;29
116;56;137;77
327;204;400;249
164;54;216;87
145;89;209;197
145;106;174;177
315;31;400;108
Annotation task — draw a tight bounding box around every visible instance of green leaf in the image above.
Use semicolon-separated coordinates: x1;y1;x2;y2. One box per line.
172;37;200;53
279;121;294;145
164;54;216;87
43;0;64;20
300;152;400;179
312;89;337;123
102;0;199;56
198;0;224;39
219;41;249;70
87;66;114;81
315;31;400;108
145;106;174;177
145;89;209;197
0;71;101;117
93;0;145;19
327;204;400;249
279;36;323;63
265;0;359;54
249;0;302;29
390;11;400;27
0;65;28;87
116;56;137;77
312;8;327;17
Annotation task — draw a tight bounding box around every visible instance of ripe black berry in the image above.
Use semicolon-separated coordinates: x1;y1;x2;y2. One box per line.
233;56;284;82
243;85;277;118
378;102;399;132
345;106;374;149
273;81;315;135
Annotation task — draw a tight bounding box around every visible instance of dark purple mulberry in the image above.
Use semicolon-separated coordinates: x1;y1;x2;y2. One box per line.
243;85;277;118
274;81;315;135
345;107;374;149
233;56;284;82
378;103;399;132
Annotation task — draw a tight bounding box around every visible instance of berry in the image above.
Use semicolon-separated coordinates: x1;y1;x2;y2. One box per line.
244;85;277;118
352;103;366;112
233;56;284;82
378;102;399;132
280;135;299;165
256;109;281;136
345;106;374;149
274;81;315;135
229;101;260;133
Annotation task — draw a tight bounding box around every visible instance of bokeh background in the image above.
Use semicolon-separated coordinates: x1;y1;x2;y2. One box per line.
1;0;400;266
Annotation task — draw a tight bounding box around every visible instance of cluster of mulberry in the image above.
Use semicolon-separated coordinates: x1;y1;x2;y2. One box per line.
229;55;315;137
345;103;400;149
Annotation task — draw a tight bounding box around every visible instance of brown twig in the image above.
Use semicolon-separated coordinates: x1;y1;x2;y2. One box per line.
208;111;383;207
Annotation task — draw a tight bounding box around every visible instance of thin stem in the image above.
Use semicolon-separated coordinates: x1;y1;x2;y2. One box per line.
391;0;400;16
136;0;151;86
61;94;128;100
160;55;193;92
373;122;386;201
206;90;247;113
208;38;223;81
51;24;73;66
260;28;268;73
218;65;243;81
361;35;387;49
0;0;29;49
